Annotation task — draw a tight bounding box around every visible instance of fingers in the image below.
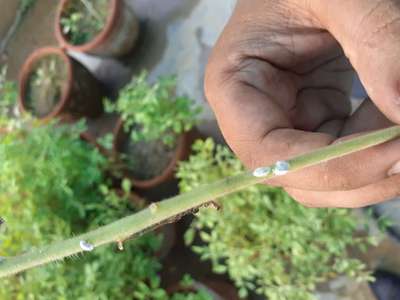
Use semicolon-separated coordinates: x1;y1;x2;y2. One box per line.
286;99;398;208
205;57;336;171
341;98;394;136
206;0;400;194
264;130;400;191
270;99;399;191
286;174;400;208
290;88;350;131
312;0;400;124
207;56;400;192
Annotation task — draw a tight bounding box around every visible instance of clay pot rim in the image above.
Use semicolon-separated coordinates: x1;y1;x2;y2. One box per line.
55;0;120;52
18;47;73;121
113;118;187;189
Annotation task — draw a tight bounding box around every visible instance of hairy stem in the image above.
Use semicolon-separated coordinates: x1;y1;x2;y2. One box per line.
1;126;400;278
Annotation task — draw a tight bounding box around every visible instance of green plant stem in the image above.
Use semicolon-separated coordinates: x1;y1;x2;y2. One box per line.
2;126;400;278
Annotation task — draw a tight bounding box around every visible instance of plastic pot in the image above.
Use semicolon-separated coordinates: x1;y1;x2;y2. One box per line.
112;118;196;190
55;0;139;57
19;47;104;121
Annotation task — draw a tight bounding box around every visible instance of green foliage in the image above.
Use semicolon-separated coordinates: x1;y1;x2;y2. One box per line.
105;72;201;147
60;0;109;45
177;139;375;300
133;275;213;300
0;67;17;126
0;120;107;255
0;185;164;300
0;173;210;299
0;120;211;299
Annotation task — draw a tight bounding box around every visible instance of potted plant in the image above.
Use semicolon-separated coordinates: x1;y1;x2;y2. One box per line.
177;139;377;300
105;72;201;189
18;47;104;120
0;121;206;298
56;0;139;57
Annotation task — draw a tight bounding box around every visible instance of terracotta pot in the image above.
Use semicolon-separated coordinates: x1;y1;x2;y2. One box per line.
112;118;196;190
55;0;139;57
167;279;240;300
19;47;104;121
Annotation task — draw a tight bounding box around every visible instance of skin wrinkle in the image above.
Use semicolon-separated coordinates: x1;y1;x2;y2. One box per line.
226;55;299;112
356;0;387;35
354;0;400;47
293;88;350;124
371;15;400;37
298;52;345;75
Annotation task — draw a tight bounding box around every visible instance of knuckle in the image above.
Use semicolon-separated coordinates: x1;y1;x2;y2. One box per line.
204;49;242;107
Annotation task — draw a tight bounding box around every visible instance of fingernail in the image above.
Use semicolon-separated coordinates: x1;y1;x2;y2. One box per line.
388;160;400;176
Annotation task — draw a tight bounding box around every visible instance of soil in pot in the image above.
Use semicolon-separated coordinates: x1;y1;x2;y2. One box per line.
121;134;176;181
60;0;110;46
25;55;68;118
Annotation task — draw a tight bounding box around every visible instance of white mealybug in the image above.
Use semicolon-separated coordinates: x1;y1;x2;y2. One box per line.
80;240;94;252
253;167;271;178
149;203;158;214
273;161;290;176
117;240;124;251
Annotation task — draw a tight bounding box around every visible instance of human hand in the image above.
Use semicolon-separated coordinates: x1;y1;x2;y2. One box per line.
205;0;400;207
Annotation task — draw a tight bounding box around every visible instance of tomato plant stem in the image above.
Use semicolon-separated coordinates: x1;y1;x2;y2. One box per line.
1;126;400;278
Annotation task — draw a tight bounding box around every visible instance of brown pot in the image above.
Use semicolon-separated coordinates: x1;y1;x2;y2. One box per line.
55;0;139;57
19;47;104;121
112;118;196;190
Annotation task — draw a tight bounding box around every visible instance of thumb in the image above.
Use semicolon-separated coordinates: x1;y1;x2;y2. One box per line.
312;0;400;124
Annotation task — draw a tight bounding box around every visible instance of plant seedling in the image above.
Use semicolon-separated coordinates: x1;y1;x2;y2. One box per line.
25;55;68;117
60;0;110;45
105;71;201;180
